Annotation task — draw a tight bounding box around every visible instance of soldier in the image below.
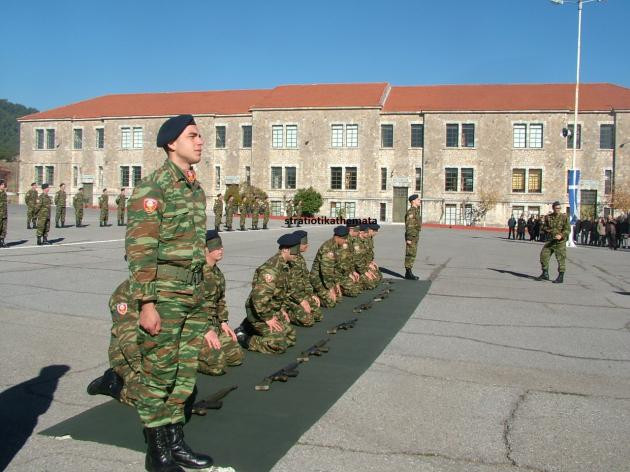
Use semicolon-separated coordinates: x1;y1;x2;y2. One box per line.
310;225;347;308
285;230;323;326
0;180;7;248
367;223;383;282
125;114;212;471
537;201;570;284
235;233;299;354
225;194;235;231
338;220;362;297
294;199;302;227
35;183;52;245
285;197;294;228
73;187;85;227
116;188;127;226
99;188;109;227
25;182;38;229
404;194;422;280
262;195;270;230
251;196;259;230
356;223;379;290
213;193;223;231
239;196;248;231
54;183;67;228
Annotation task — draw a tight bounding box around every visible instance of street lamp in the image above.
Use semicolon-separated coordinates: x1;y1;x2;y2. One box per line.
550;0;603;247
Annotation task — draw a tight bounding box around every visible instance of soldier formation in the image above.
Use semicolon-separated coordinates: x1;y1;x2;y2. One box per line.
213;193;273;231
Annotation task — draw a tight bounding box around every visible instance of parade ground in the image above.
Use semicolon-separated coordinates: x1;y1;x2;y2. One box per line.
1;204;629;472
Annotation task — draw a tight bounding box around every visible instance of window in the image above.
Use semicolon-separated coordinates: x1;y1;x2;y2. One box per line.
98;166;104;188
345;167;357;190
411;124;424;148
35;129;45;149
132;166;142;186
446;124;459;147
96;128;105;149
120;166;130;187
245;166;251;186
330;202;341;217
415;167;422;191
271;167;283;189
512;206;525;217
271;201;282;216
461;168;474;191
45;166;54;185
121;127;142;149
215;126;226;148
381;124;393;148
73;128;83;150
331;125;344;147
604;169;612;195
73;166;79;187
272;125;283;148
600;124;614;150
285;167;296;189
380;203;386;222
285;125;297;148
567;124;581;149
344;202;356;218
242;125;252;148
132;127;143;148
461;124;475;148
346;124;358;147
512;169;526;193
331;124;358;148
46;129;55;149
380;167;387;191
513;124;527;148
121;127;132;149
513;123;543;148
331;167;342;190
120;166;142;187
34;166;43;185
529;124;543;148
528;169;541;193
445;168;458;191
215;166;221;190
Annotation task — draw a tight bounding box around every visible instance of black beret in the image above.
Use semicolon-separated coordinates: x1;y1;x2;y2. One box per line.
359;223;370;231
293;230;308;244
552;201;561;207
409;194;419;202
41;183;49;189
277;233;301;247
345;219;360;229
333;225;349;237
157;114;196;147
205;229;222;250
368;223;380;231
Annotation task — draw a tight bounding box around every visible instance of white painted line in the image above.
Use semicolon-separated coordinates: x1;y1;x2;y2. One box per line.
1;239;125;251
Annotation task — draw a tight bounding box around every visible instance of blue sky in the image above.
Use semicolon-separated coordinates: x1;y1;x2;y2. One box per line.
1;0;628;111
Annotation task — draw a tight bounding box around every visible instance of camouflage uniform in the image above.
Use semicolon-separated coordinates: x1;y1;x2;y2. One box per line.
35;192;51;238
286;253;323;326
54;189;66;227
251;199;259;230
73;191;84;226
25;187;38;228
213;197;223;231
540;212;570;272
338;235;362;297
310;237;342;308
99;193;109;226
116;193;126;225
0;187;7;243
355;235;378;290
126;159;207;428
262;199;270;229
225;199;235;230
245;253;297;354
239;198;248;231
294;201;302;227
366;232;382;282
285;200;293;227
405;205;422;269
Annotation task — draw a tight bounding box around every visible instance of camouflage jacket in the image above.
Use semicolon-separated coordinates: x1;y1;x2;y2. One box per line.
35;193;51;218
116;194;126;211
354;236;371;273
405;206;422;240
54;190;66;207
542;212;570;243
310;237;342;290
125;159;207;303
99;194;109;210
337;236;355;277
108;279;141;372
25;188;38;208
246;252;290;322
287;253;314;303
73;192;84;209
225;201;235;218
202;263;228;324
262;201;270;216
285;201;293;217
365;235;375;261
0;189;7;217
213;199;223;216
239;201;248;214
295;202;302;217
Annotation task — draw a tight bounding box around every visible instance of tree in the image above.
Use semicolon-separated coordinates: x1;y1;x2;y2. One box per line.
0;99;38;160
294;187;323;216
611;186;630;214
471;190;499;226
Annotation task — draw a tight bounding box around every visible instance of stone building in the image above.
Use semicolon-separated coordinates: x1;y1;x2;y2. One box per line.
17;82;630;225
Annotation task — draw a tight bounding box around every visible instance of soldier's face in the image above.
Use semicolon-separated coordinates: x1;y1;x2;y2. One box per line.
205;247;224;263
334;236;346;246
349;229;358;237
300;243;308;253
553;205;561;214
171;124;203;165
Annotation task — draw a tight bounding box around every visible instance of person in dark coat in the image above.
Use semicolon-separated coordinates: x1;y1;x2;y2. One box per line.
580;218;591;245
517;215;526;240
527;216;535;241
589;218;599;246
606;217;617;250
533;216;542;241
507;215;516;240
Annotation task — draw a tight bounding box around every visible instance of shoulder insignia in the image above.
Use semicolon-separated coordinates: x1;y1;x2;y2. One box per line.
342;243;348;249
264;273;274;283
116;303;128;316
326;251;335;259
354;245;360;251
143;198;158;214
185;169;196;183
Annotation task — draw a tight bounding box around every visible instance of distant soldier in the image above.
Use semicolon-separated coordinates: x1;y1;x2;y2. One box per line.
251;196;260;230
0;180;7;248
213;193;223;231
537;201;570;284
239;196;248;231
35;183;52;245
54;183;67;228
338;206;346;219
285;197;293;228
235;233;299;354
73;187;85;227
262;196;270;230
225;194;235;231
310;225;347;308
25;182;38;229
98;188;109;227
294;199;302;227
115;188;127;226
404;194;422;280
285;230;322;326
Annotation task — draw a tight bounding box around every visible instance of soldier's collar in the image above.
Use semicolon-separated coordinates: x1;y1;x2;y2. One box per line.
166;159;198;188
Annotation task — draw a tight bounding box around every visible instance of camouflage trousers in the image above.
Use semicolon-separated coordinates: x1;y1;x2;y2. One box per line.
74;208;83;226
340;274;362;297
27;205;37;226
214;213;222;231
239;212;246;230
0;217;6;239
313;284;338;308
263;214;270;228
55;206;66;226
36;214;50;238
197;325;245;375
117;209;125;225
251;214;259;229
405;237;419;269
108;335;141;407
540;241;567;272
225;214;233;230
285;300;323;327
100;209;109;224
133;285;207;427
246;316;296;354
359;273;379;291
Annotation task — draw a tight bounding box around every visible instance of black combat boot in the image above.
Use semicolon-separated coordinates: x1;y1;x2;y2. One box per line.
0;239;5;248
536;269;549;281
404;268;419;280
86;368;123;399
143;426;184;472
55;222;59;228
553;272;564;284
61;220;65;228
43;236;49;245
263;224;268;230
37;236;42;246
165;423;213;469
234;326;251;349
27;222;31;229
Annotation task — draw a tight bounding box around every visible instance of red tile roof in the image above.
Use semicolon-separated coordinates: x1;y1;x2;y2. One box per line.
251;83;390;109
384;83;630;112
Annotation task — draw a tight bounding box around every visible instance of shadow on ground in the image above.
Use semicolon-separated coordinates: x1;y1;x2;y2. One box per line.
380;267;405;279
488;268;540;281
47;237;66;244
5;239;27;247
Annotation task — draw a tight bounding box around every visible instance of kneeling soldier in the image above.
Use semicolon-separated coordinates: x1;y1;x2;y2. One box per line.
310;225;347;308
356;223;379;290
338;220;362;297
285;230;323;326
367;223;383;282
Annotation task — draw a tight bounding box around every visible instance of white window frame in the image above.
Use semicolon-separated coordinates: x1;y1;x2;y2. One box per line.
95;127;105;150
512;122;544;149
331;124;344;147
285;124;298;148
444;166;476;192
329;165;359;191
215;124;227;149
121;126;143;149
73;127;84;150
120;164;143;188
272;125;284;148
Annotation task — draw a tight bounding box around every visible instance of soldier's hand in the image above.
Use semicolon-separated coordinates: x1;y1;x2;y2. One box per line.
266;316;283;333
312;295;321;307
555;234;562;240
365;271;375;280
204;330;222;350
281;309;290;323
406;240;412;245
329;288;337;302
300;299;312;314
221;322;237;342
139;303;161;336
335;284;342;297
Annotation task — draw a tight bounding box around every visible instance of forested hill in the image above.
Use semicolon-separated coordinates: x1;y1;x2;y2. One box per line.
0;99;38;160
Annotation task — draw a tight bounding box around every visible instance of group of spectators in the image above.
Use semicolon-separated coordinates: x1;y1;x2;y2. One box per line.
507;214;547;242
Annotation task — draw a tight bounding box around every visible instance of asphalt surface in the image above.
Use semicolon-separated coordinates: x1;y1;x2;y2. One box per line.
1;204;629;472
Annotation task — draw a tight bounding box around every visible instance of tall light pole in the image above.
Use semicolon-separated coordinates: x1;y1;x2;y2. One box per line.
550;0;602;247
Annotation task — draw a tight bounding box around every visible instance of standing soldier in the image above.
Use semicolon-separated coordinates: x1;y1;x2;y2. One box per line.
536;201;570;284
225;194;235;231
54;183;67;228
310;226;347;308
404;194;422;280
285;230;322;326
285;197;294;228
0;180;7;248
25;182;38;229
239;196;248;231
116;188;127;226
99;188;109;227
262;195;270;230
251;196;259;230
73;187;85;227
294;199;303;227
35;183;52;245
213;193;223;231
125;114;212;470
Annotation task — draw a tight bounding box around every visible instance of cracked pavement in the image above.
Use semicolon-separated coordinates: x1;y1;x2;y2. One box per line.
1;204;629;471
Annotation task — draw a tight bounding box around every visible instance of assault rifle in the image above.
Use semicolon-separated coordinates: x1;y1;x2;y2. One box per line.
327;317;358;335
297;338;330;362
353;302;373;313
191;385;238;415
255;361;300;391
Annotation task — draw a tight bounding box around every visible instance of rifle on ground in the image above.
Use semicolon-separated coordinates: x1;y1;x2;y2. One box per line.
297;338;330;362
353;301;373;313
255;361;300;391
191;385;238;415
327;317;358;335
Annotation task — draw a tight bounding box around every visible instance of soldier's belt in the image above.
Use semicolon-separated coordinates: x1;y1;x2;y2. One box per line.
157;265;203;285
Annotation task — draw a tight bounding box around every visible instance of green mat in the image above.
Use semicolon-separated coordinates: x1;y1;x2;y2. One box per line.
42;279;430;471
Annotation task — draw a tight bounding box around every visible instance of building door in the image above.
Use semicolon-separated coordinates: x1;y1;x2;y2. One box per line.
580;189;597;219
393;187;408;223
445;204;457;225
83;183;93;206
